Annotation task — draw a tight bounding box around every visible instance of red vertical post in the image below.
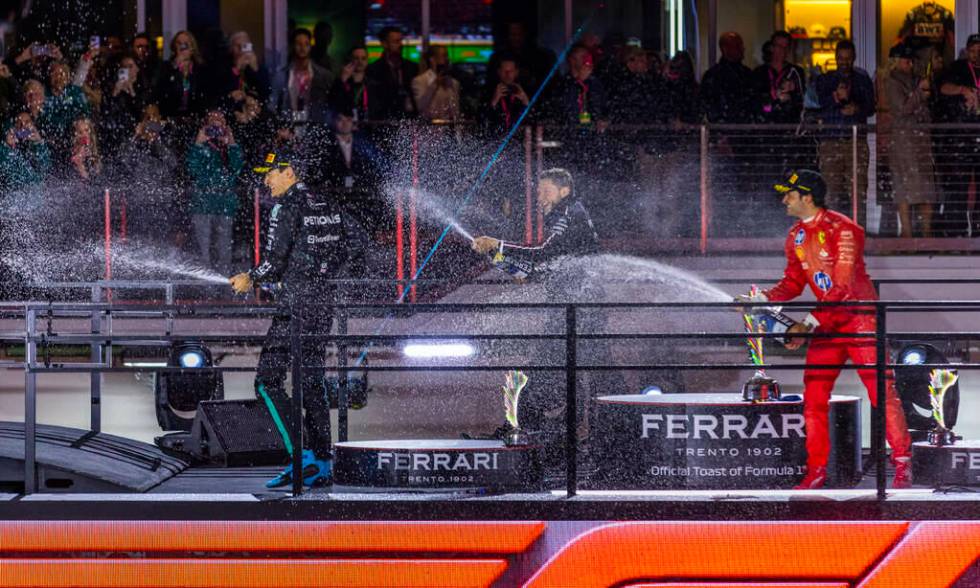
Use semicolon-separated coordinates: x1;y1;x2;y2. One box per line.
253;188;261;266
103;188;112;280
103;188;112;302
395;184;405;299
524;126;533;245
699;125;709;255
409;128;419;303
535;125;544;244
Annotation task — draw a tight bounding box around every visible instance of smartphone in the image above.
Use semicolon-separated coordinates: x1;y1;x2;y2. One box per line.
242;42;253;53
89;36;100;49
205;125;225;139
14;127;31;141
117;69;129;82
144;120;164;134
32;45;49;57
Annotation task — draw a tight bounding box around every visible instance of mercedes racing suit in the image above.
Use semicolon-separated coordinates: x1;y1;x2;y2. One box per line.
764;209;910;470
495;198;599;274
495;198;601;463
250;181;367;459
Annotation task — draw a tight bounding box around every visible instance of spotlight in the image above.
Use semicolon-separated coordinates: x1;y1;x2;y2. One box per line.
894;342;960;441
403;342;476;358
899;346;927;366
642;385;664;395
178;348;206;369
154;341;224;431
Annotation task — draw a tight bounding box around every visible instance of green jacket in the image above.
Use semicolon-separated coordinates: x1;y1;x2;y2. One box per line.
186;142;244;216
38;85;90;139
0;141;51;191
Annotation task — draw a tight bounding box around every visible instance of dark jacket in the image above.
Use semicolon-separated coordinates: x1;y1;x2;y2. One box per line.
700;59;754;123
751;62;806;124
248;182;368;297
154;60;213;119
499;198;599;275
364;56;419;120
269;61;332;117
329;76;370;122
814;67;875;136
549;74;609;125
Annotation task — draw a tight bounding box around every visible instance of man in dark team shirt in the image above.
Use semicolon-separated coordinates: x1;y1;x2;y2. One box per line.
472;167;598;272
230;149;368;489
937;33;980;236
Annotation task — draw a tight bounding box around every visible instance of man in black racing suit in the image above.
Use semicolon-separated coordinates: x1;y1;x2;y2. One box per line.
472;168;601;470
230;149;367;488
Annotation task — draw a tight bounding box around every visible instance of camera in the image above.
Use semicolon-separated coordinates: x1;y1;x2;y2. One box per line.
505;84;518;96
435;63;450;77
14;127;31;141
31;44;49;57
90;36;100;49
178;42;190;52
205;125;225;139
145;120;164;134
242;42;253;53
117;69;129;82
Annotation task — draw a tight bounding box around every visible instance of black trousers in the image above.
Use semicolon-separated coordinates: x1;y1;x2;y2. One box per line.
255;297;334;459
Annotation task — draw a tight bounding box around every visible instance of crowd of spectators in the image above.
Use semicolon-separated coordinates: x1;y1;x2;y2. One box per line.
0;20;975;274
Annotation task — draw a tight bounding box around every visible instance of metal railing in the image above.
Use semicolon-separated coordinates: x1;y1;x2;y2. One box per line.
5;279;980;499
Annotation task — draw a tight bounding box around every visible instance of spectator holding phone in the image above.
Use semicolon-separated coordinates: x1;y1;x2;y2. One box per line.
101;54;147;152
69;117;101;181
330;46;370;123
411;45;461;122
0;111;51;190
186;110;243;272
155;31;210;127
480;56;530;134
11;41;63;85
116;105;179;241
219;31;271;105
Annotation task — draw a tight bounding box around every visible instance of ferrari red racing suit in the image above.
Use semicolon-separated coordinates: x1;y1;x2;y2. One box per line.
764;209;910;470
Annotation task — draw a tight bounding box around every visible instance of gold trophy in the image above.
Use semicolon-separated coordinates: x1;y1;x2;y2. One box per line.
740;287;782;403
503;370;530;446
928;368;959;446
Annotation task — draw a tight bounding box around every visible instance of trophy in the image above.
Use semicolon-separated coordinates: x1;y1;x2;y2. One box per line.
502;370;530;446
740;286;782;403
928;368;959;446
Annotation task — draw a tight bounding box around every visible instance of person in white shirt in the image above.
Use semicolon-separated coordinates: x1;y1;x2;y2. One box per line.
411;45;461;122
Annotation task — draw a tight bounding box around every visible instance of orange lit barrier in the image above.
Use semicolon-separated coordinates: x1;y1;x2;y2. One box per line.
2;520;980;587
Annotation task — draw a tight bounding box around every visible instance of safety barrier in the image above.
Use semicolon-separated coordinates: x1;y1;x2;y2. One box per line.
3;276;980;499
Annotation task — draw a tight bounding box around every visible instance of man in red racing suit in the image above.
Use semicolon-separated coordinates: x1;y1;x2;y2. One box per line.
747;170;912;490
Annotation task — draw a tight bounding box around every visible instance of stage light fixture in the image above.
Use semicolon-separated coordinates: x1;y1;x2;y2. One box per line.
403;342;476;359
894;342;960;441
899;345;927;366
178;348;206;369
154;341;224;432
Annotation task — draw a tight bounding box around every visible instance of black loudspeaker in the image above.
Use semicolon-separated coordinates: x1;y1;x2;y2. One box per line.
156;400;288;467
